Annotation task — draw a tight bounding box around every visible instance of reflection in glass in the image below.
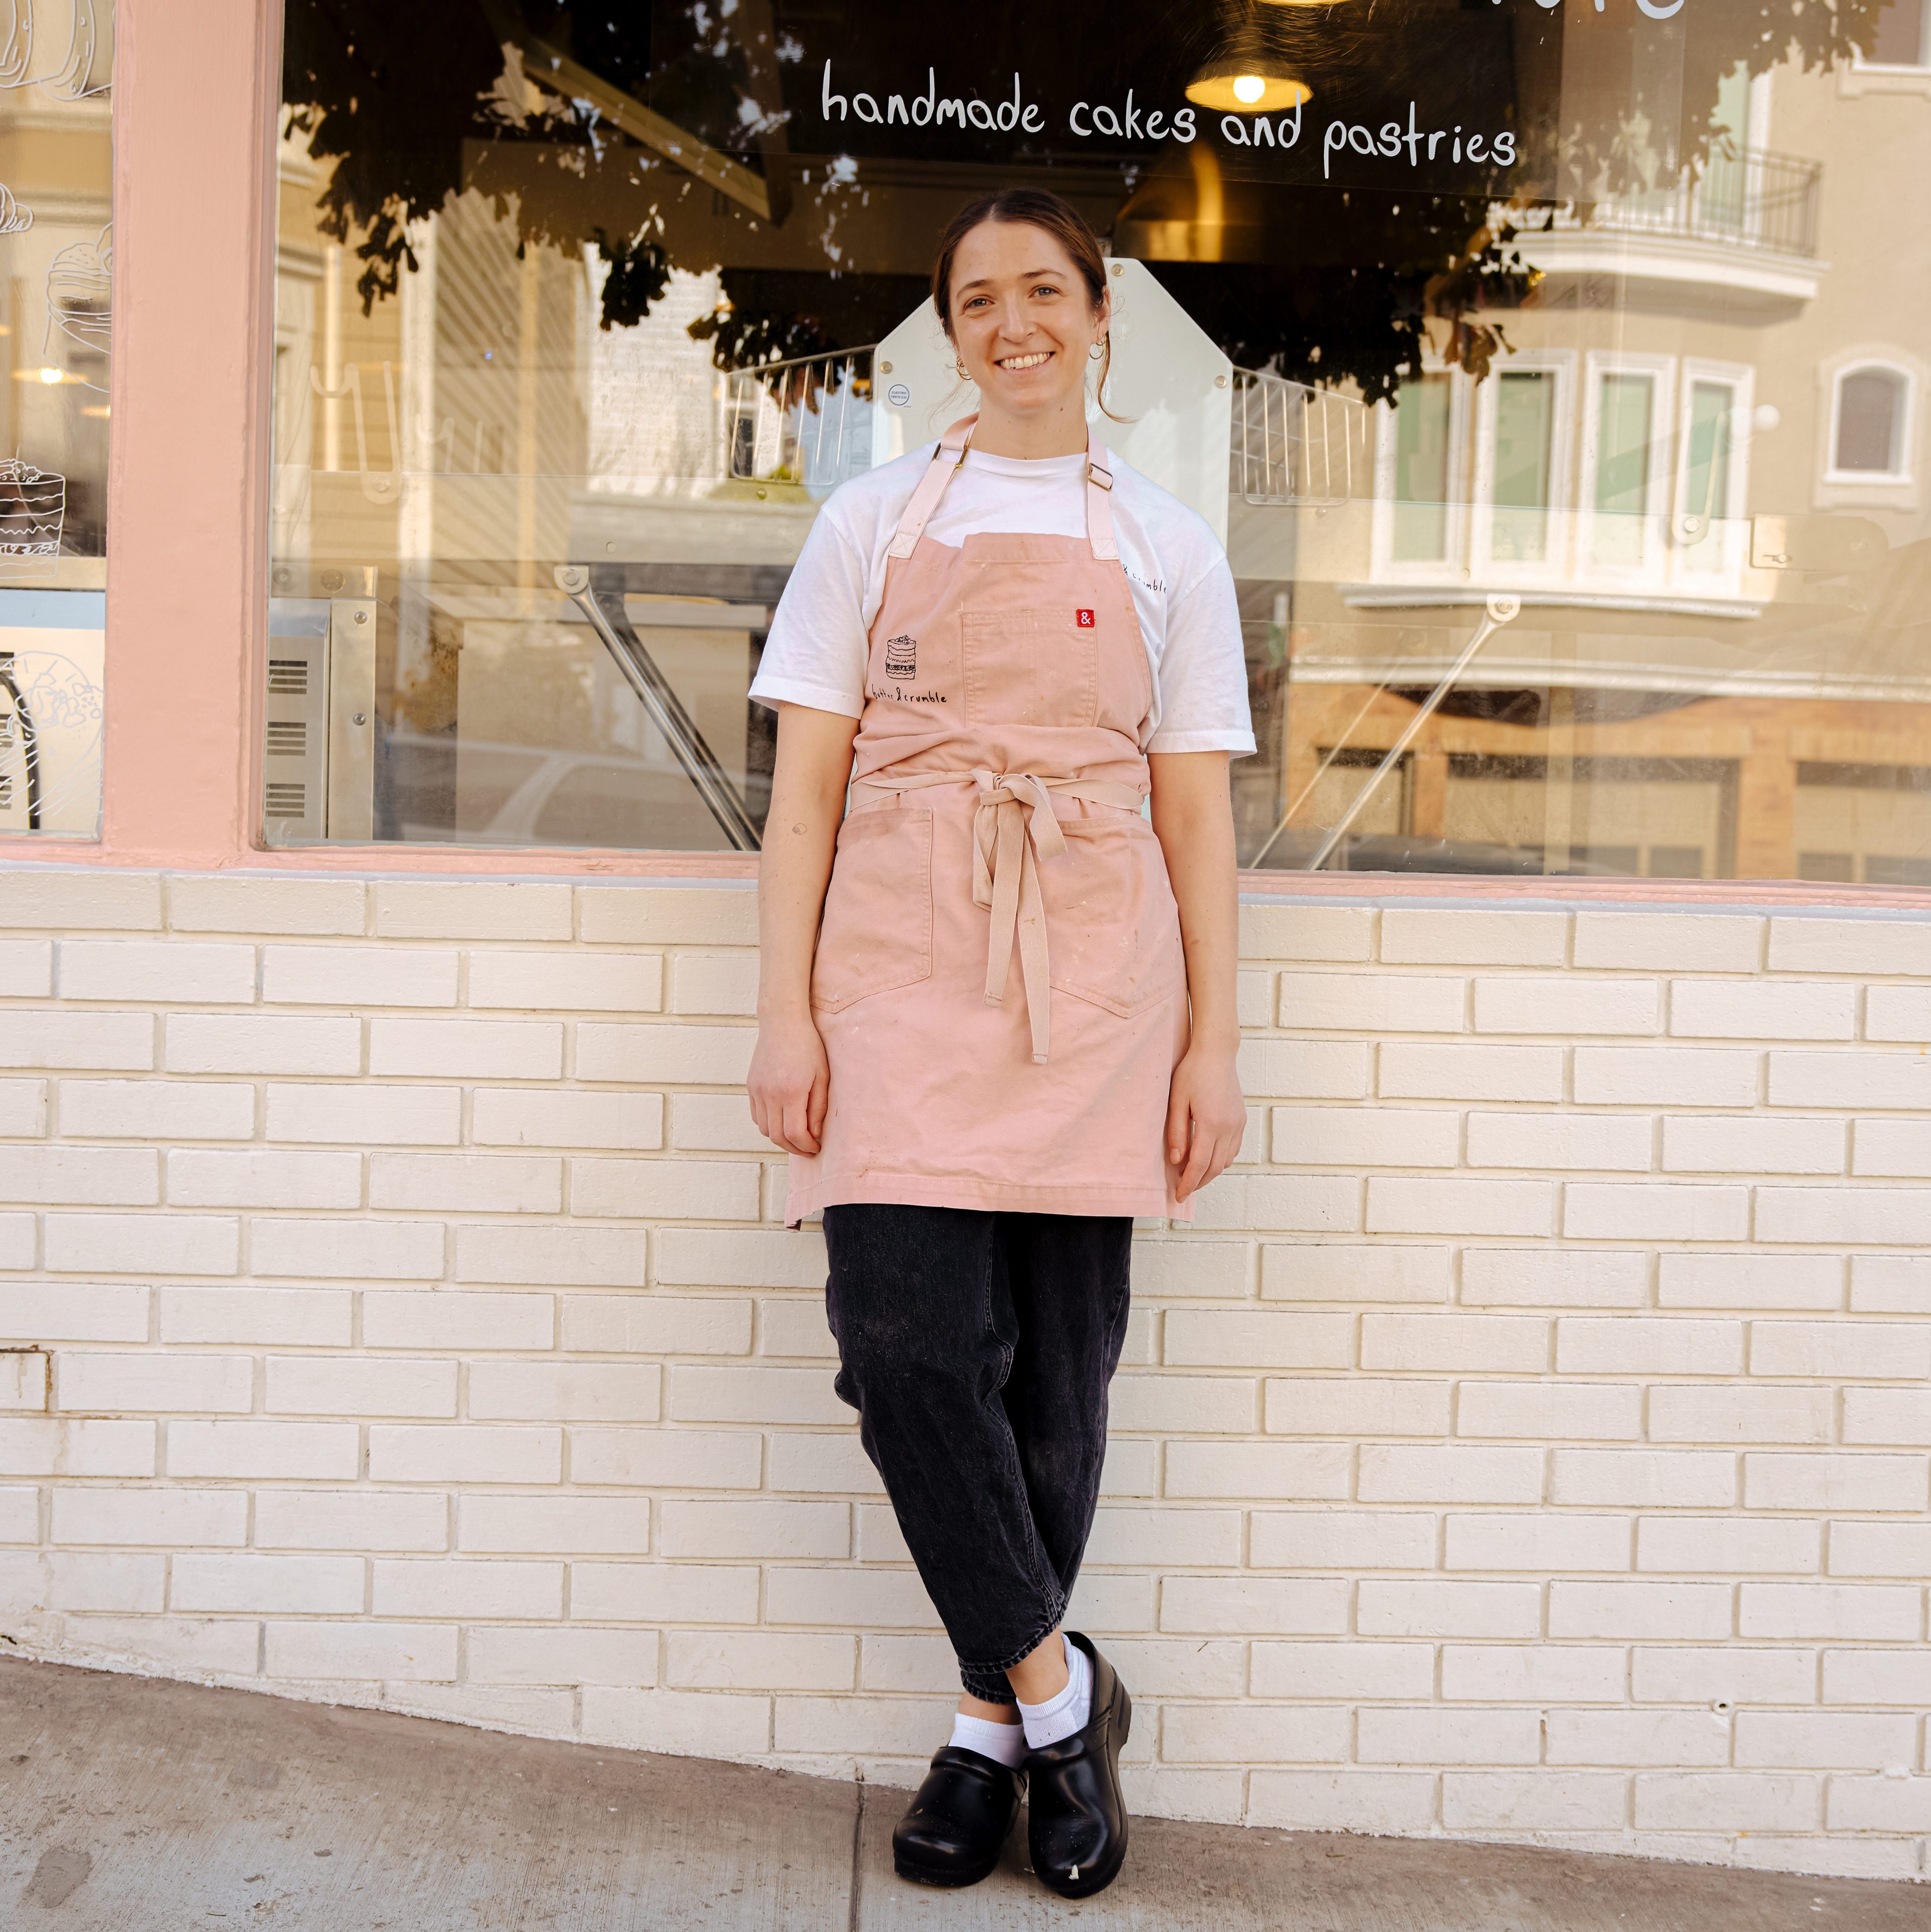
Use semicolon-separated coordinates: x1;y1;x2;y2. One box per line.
0;3;113;838
1391;377;1451;563
1834;369;1906;475
1680;381;1735;572
1591;373;1653;570
1797;763;1931;887
267;0;1931;892
1869;0;1929;64
1490;372;1555;563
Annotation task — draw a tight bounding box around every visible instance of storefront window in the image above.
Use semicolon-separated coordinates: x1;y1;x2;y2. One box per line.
0;2;112;839
270;2;1931;885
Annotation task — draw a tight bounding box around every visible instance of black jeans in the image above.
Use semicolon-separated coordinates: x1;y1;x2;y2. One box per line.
823;1204;1132;1704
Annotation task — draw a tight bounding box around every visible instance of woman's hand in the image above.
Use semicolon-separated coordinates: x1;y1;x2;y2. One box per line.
1147;749;1245;1203
1166;1043;1246;1200
749;1009;831;1156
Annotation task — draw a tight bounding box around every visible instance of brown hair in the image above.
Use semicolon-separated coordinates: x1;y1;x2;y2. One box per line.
931;189;1118;415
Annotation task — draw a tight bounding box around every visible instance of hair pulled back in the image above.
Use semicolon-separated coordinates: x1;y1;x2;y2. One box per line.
931;189;1117;413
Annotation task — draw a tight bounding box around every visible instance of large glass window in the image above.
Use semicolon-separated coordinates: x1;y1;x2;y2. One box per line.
271;2;1931;886
0;2;112;839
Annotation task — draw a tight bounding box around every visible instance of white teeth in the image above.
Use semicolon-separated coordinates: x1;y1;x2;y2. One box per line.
998;352;1051;370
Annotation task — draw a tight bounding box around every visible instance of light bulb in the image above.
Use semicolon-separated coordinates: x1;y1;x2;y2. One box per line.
1232;73;1266;104
38;367;62;385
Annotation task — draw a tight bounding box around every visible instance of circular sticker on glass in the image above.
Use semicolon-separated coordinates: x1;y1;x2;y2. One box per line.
887;382;911;407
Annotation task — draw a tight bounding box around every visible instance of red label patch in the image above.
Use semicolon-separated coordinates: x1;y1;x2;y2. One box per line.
1076;608;1095;628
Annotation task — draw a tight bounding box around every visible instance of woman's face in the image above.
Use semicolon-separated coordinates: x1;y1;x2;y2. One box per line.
947;221;1107;422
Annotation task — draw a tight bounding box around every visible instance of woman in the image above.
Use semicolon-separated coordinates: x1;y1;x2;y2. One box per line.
746;189;1251;1899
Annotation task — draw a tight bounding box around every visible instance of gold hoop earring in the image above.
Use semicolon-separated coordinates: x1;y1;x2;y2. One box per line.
955;357;970;380
1089;342;1106;362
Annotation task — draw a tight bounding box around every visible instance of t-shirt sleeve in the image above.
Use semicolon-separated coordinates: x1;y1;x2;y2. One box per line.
1147;553;1256;756
748;511;871;718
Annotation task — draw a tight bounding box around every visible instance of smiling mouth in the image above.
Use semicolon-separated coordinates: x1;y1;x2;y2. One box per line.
995;350;1053;371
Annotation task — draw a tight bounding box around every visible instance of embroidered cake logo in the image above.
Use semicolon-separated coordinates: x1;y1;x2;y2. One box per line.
884;633;917;679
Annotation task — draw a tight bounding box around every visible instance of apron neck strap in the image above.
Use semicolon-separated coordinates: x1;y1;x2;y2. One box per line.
885;415;975;559
882;414;1121;564
1085;433;1119;563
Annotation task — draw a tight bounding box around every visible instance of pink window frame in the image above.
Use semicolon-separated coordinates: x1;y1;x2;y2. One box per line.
4;0;1924;911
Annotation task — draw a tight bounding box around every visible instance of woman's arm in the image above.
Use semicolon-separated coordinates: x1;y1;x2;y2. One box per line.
1149;750;1247;1199
748;703;861;1155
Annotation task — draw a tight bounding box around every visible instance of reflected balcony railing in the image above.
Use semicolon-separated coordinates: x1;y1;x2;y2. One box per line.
720;353;1387;511
1552;147;1823;259
723;348;874;494
1230;369;1374;507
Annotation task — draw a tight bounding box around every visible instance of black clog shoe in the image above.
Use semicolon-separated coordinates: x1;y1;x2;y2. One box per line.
1023;1632;1132;1898
891;1744;1024;1887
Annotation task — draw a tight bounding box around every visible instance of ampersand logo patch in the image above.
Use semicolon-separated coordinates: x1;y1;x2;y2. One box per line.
1076;609;1095;628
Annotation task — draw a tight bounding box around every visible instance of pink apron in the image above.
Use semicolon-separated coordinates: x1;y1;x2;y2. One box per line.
785;417;1193;1227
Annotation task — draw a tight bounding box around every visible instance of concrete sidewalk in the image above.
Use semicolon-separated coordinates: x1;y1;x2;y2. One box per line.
1;1657;1920;1929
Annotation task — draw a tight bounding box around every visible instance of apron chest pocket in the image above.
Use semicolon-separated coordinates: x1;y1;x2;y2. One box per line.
961;610;1098;730
1038;818;1184;1017
811;807;934;1012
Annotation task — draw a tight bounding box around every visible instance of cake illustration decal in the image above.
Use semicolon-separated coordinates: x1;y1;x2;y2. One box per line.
884;632;916;680
0;458;65;578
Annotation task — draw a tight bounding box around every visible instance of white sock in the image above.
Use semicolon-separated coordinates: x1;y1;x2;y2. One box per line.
949;1711;1026;1768
1017;1634;1091;1750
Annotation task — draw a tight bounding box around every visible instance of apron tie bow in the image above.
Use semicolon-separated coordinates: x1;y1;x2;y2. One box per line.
970;769;1066;1064
846;768;1148;1065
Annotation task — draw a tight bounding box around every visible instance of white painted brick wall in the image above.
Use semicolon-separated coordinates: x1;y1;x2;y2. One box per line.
0;870;1925;1884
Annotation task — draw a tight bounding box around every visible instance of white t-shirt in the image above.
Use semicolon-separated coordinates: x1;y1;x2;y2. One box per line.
750;443;1256;757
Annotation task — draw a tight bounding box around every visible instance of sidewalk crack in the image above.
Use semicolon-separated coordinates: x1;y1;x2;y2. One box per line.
847;1772;865;1932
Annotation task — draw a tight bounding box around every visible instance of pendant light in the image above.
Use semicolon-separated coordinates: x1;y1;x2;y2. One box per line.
1184;55;1311;114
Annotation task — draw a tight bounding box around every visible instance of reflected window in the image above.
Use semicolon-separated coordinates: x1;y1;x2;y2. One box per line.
1485;369;1561;564
1831;366;1910;477
1391;376;1454;562
1869;0;1929;65
1795;763;1931;886
1678;377;1738;572
1589;368;1658;570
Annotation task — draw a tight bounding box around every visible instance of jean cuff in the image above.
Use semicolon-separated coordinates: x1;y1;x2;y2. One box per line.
956;1594;1067;1703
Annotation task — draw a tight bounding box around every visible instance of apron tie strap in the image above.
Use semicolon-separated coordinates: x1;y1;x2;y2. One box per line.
849;768;1146;1064
971;770;1064;1064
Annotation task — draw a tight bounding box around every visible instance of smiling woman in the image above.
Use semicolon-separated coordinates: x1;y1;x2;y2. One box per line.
745;189;1253;1900
935;192;1119;449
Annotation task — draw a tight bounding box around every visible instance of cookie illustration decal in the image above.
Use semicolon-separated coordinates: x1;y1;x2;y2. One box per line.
884;633;917;680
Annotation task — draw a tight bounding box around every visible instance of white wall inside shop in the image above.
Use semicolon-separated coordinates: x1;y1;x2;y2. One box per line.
0;869;1927;1885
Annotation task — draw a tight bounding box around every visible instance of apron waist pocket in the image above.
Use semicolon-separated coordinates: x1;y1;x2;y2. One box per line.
811;806;934;1013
